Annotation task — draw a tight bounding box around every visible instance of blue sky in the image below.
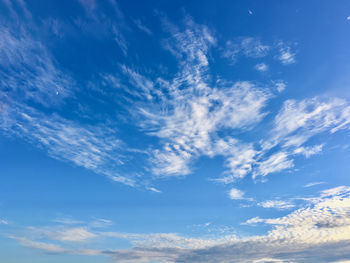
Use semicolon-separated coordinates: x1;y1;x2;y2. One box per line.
1;0;350;262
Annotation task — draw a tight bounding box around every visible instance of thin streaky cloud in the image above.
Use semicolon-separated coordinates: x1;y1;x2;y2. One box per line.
304;182;325;188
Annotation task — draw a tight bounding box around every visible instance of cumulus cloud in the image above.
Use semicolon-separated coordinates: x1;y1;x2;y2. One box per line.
228;188;245;200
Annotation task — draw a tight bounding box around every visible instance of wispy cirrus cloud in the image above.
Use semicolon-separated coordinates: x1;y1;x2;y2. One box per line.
0;3;143;187
222;37;270;64
0;104;136;186
276;42;297;65
126;18;271;178
0;25;72;107
304;182;325;188
1;2;350;190
133;18;152;35
0;219;8;225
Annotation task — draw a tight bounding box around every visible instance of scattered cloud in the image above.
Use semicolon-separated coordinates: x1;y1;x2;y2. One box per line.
276;42;296;65
9;186;350;263
1;5;350;191
255;63;269;72
223;37;270;63
294;144;323;158
228;188;254;202
228;188;245;200
258;200;295;210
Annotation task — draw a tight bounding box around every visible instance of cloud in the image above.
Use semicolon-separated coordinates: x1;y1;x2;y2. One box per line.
228;188;245;200
257;200;295;210
0;105;136;186
271;98;350;147
276;42;296;65
274;81;287;93
293;144;323;158
9;186;350;263
304;182;325;188
0;219;8;225
9;236;66;253
132;18;271;177
254;63;269;72
76;0;130;55
133;19;152;35
0;25;72;107
253;152;294;178
34;226;96;243
250;97;350;179
1;5;350;190
222;37;270;64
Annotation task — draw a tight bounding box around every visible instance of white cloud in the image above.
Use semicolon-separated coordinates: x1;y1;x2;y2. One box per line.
0;25;72;107
274;81;287;93
10;236;65;253
228;188;245;200
304;182;325;188
277;42;296;65
0;219;8;225
258;200;295;210
272;98;350;147
53;218;84;225
133;19;271;178
250;97;350;179
29;226;96;243
254;152;294;178
133;19;152;35
0;105;136;186
10;186;350;263
294;144;323;158
254;63;268;72
223;37;270;63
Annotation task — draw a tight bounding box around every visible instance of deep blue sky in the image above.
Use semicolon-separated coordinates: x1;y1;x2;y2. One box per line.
1;1;350;262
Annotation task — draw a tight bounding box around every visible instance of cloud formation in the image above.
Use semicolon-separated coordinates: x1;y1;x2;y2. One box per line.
8;186;350;263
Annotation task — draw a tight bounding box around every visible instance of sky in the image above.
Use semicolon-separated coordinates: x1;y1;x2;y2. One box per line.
1;0;350;262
